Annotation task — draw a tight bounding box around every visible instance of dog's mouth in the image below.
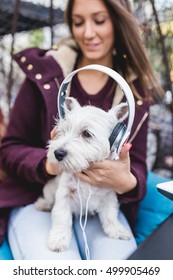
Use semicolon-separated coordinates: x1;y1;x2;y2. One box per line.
60;164;83;173
53;146;96;173
54;156;89;174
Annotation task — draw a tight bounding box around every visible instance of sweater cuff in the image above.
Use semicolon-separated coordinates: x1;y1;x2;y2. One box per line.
37;157;55;184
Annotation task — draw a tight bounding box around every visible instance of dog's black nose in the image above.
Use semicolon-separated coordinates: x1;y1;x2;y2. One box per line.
54;149;67;161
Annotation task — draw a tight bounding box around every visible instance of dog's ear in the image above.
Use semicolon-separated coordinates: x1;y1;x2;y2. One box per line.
64;97;81;113
109;102;129;122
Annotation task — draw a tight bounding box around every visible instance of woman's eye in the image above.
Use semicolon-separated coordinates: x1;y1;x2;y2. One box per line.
73;21;83;27
82;130;92;138
73;19;105;27
95;20;105;25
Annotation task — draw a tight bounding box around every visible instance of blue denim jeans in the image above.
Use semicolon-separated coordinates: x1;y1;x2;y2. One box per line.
8;204;137;260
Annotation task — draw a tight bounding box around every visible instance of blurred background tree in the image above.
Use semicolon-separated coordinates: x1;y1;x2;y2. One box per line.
132;0;172;92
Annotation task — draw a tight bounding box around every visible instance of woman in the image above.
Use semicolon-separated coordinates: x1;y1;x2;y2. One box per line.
0;0;163;259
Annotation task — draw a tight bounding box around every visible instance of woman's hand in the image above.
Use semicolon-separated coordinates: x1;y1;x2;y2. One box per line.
76;143;137;194
45;160;61;176
45;126;62;176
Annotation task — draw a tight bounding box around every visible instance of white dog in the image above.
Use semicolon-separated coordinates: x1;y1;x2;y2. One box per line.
35;97;131;252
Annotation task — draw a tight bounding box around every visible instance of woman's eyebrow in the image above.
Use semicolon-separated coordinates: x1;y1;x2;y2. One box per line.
72;11;109;17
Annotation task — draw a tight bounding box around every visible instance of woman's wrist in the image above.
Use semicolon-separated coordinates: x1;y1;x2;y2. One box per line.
116;172;137;195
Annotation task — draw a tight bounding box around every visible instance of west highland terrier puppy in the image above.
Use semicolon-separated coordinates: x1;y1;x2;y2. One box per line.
35;97;131;252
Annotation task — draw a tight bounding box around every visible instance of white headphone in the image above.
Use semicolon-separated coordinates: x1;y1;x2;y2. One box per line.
57;64;135;156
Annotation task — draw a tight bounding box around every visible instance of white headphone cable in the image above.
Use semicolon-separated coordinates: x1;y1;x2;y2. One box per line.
77;178;92;260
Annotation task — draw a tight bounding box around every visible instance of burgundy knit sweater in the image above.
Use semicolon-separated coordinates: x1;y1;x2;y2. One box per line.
0;47;149;243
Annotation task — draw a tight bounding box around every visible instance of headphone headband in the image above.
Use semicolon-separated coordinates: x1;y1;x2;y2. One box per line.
57;64;135;155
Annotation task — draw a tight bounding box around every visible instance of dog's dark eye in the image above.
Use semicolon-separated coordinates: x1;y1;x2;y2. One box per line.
82;130;92;138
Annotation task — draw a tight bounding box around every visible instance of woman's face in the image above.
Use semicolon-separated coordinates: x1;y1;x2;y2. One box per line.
71;0;115;64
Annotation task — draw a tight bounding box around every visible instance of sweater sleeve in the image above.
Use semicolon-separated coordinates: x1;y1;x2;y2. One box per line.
0;78;53;185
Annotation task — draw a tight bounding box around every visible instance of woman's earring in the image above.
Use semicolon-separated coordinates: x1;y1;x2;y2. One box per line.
112;48;116;56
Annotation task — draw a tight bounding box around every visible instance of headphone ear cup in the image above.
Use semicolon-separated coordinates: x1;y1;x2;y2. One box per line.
109;122;127;152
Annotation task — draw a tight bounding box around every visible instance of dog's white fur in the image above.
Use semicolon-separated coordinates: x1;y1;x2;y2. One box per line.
35;97;131;252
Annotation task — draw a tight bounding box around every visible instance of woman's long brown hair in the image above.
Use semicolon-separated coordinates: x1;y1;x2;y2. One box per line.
65;0;164;101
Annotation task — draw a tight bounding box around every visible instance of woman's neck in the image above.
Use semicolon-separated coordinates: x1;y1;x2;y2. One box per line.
78;55;113;69
76;55;114;95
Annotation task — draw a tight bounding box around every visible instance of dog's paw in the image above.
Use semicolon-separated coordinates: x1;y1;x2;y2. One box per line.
114;224;131;240
35;197;53;211
104;222;131;240
47;230;71;252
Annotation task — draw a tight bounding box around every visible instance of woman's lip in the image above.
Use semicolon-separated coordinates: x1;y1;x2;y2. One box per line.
84;43;101;50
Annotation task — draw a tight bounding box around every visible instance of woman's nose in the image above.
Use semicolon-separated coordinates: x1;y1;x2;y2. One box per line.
83;21;95;38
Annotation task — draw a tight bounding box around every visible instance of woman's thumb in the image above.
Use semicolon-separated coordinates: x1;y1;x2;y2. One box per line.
119;143;132;161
